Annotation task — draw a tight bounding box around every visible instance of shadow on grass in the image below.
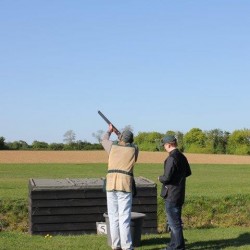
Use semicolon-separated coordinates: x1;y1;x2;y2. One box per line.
141;232;250;250
141;236;169;250
187;232;250;250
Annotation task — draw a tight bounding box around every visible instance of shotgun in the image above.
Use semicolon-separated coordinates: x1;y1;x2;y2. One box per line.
98;110;121;137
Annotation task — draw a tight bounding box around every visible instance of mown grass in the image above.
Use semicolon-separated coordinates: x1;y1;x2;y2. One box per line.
0;163;250;249
0;227;250;250
0;163;250;199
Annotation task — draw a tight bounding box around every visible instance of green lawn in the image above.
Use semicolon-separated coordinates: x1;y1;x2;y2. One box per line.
0;163;250;199
0;163;250;249
0;227;250;250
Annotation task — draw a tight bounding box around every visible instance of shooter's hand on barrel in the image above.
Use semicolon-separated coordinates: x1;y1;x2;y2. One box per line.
108;124;114;133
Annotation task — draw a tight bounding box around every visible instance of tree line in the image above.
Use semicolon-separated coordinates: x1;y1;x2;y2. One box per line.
0;128;249;155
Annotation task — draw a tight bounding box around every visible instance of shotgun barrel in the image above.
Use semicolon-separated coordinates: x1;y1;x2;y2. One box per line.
98;110;121;136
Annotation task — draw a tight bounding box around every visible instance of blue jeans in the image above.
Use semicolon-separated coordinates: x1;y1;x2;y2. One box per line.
107;191;133;250
165;201;185;250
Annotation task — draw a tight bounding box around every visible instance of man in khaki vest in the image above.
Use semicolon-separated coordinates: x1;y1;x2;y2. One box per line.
102;124;139;250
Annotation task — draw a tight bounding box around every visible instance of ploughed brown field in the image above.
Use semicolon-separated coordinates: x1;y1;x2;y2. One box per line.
0;150;250;164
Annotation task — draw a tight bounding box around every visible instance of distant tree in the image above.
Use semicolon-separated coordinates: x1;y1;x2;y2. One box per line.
134;132;147;145
157;130;184;152
134;131;164;151
77;140;103;150
175;131;184;152
7;140;29;150
135;132;163;144
19;140;29;149
32;141;49;150
205;129;230;154
7;141;18;150
49;143;64;150
83;143;103;150
183;128;207;153
227;129;250;155
62;140;103;150
63;140;80;150
63;130;76;144
0;136;6;150
92;130;104;143
165;130;175;136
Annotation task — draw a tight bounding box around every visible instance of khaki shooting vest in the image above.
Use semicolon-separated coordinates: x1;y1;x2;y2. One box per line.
106;144;136;192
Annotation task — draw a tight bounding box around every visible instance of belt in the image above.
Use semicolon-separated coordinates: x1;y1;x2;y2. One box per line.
107;169;134;177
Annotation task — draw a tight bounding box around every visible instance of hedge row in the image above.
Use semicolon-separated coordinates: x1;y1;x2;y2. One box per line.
0;195;249;233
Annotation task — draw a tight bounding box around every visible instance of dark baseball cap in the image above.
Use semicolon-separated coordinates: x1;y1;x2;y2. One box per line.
160;135;176;146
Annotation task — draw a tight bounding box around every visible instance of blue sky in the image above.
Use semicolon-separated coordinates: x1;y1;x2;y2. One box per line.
1;1;249;144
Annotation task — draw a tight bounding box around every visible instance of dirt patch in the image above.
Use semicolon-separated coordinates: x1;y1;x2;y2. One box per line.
139;152;250;164
0;150;249;164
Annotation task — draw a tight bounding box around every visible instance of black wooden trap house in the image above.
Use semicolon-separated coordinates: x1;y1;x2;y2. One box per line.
29;177;157;235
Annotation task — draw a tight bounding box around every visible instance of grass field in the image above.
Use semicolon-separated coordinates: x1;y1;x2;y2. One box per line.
0;163;249;199
0;151;250;249
1;227;250;250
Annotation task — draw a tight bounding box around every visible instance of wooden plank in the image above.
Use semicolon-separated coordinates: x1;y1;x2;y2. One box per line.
31;198;107;208
30;189;156;200
30;189;156;199
31;230;97;235
29;203;157;215
30;208;155;223
32;228;158;235
31;196;156;208
29;178;104;191
141;220;158;228
30;178;74;188
132;197;157;205
135;188;157;197
30;222;157;233
30;189;106;200
131;204;157;213
32;222;97;231
31;214;105;224
30;206;107;216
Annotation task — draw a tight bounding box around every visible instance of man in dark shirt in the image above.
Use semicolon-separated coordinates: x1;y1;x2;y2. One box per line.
158;135;191;250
